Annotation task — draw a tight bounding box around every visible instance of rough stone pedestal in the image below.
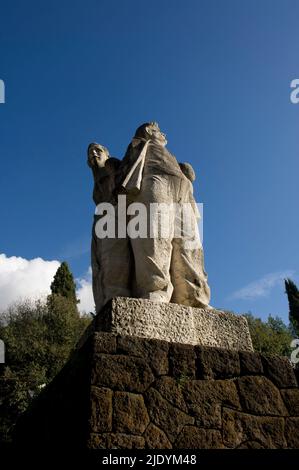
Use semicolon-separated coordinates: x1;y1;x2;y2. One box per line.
15;331;299;451
95;297;253;352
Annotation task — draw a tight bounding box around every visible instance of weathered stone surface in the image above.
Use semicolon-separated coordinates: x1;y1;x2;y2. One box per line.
239;351;263;375
88;433;107;449
170;343;196;379
90;386;113;432
91;354;154;392
15;331;299;451
175;426;224;449
144;423;172;449
262;356;297;388
182;380;240;429
236;440;266;449
108;433;145;449
285;418;299;448
145;388;194;443
223;408;287;448
236;376;287;416
94;332;117;355
281;389;299;416
113;392;150;435
96;297;253;351
154;377;188;413
88;432;145;449
117;335;169;376
196;347;240;379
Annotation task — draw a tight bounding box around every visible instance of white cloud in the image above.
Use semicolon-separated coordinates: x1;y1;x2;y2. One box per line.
76;267;95;314
229;270;295;301
0;253;95;316
0;253;60;312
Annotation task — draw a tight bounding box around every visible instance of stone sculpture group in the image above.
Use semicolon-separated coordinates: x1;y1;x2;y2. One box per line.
88;122;211;314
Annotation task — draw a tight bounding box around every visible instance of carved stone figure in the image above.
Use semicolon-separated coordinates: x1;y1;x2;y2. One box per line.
88;123;211;313
119;122;210;307
88;143;131;313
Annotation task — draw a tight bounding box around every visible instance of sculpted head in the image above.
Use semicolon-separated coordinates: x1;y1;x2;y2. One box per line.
87;143;109;169
134;122;167;147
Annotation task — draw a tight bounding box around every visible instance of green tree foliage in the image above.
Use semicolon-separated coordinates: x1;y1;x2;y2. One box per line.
285;278;299;337
245;313;293;356
0;297;90;445
50;261;78;304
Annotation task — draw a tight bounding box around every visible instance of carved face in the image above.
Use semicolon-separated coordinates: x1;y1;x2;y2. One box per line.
88;144;109;167
146;123;167;147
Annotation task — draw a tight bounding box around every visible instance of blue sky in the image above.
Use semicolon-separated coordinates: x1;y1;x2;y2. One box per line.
0;0;298;321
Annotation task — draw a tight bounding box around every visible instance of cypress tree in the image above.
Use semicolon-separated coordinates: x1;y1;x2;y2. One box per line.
285;278;299;337
50;261;78;304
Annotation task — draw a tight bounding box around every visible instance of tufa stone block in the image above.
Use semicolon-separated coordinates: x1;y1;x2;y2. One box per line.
262;355;297;388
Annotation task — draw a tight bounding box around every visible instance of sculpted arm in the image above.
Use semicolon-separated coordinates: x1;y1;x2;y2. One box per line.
179;162;196;182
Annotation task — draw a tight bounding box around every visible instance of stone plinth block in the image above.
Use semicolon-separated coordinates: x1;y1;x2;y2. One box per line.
96;297;253;352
